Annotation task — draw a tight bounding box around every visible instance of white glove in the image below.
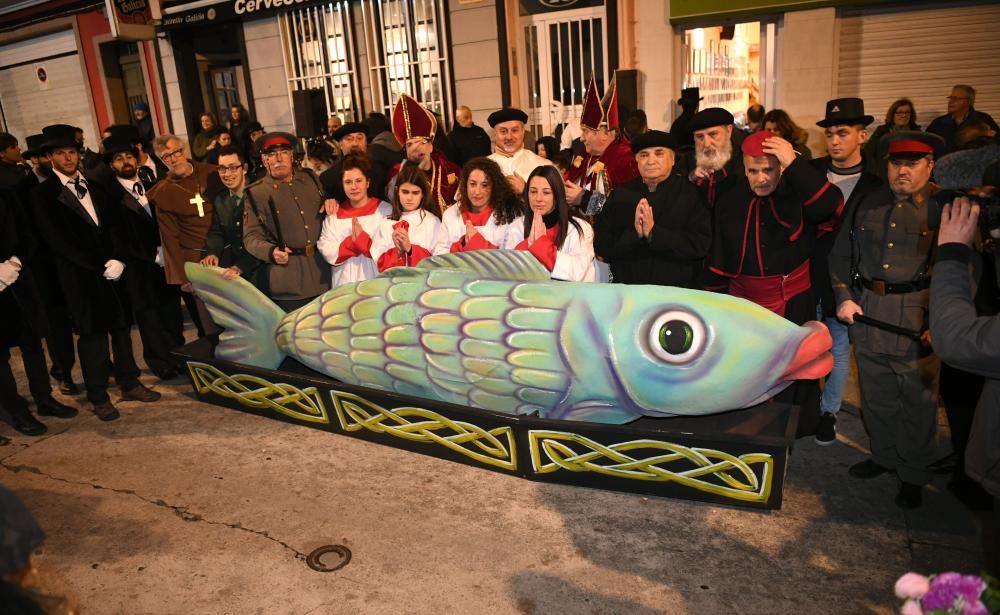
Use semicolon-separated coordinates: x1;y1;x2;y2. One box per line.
103;259;125;281
0;259;20;287
155;246;164;267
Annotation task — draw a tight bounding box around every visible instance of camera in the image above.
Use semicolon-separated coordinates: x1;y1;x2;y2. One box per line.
927;186;1000;231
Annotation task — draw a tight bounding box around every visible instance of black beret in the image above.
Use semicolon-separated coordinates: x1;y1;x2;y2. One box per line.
689;107;735;133
333;122;368;141
487;108;529;127
102;136;138;161
629;130;678;153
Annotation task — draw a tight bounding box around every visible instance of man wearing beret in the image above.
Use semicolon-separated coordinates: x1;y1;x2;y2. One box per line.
319;123;390;203
594;130;711;287
683;107;745;208
487;107;553;195
104;135;183;380
704;130;844;438
829;131;946;509
243;132;331;311
148;133;224;340
386;94;462;211
564;77;639;217
30;124;160;421
809;98;884;445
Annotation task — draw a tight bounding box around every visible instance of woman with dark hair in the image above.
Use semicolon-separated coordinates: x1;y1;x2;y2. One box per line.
865;98;921;160
762;109;812;159
317;154;392;287
372;164;442;270
534;136;560;160
192;112;220;161
511;165;596;281
435;157;522;253
228;104;252;157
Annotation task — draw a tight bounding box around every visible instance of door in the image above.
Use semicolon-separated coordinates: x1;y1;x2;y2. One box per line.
518;5;608;138
210;67;241;117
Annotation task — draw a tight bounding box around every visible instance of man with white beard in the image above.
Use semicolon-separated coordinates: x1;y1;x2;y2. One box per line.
685;108;744;208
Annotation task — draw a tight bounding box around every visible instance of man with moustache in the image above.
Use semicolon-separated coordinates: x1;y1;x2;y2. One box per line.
386;94;462;211
148;133;224;340
829;132;946;509
104;136;183;380
809;98;884;445
684;108;744;208
487;107;553;195
704;130;844;438
107;124;168;191
594;130;711;288
30;125;160;420
243;132;330;310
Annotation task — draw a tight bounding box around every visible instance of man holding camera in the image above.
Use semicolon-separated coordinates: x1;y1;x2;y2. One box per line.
829;131;945;509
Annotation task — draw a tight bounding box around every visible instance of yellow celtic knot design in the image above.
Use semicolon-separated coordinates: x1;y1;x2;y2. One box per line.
187;361;330;424
528;431;774;503
331;392;517;471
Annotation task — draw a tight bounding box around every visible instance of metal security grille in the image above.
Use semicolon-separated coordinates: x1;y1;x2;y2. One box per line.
519;6;608;138
360;0;453;128
281;1;361;120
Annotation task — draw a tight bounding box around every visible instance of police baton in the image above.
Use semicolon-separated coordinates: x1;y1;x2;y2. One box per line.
853;314;924;341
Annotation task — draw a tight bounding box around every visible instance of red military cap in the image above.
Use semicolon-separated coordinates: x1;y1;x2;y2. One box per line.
392;93;437;145
255;131;297;153
882;130;945;160
740;130;778;157
580;75;619;131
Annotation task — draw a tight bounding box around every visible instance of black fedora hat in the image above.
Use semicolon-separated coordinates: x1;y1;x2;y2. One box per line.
816;98;874;128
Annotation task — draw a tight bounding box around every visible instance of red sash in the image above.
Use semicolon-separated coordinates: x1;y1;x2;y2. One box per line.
729;259;811;318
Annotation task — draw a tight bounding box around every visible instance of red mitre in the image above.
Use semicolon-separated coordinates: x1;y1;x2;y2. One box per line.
580;75;619;131
392;93;437;145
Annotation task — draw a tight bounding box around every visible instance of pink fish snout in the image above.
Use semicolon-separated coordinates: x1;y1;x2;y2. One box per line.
780;321;834;382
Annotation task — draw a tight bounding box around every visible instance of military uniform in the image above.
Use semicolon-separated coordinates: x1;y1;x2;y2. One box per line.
243;169;329;305
828;132;943;487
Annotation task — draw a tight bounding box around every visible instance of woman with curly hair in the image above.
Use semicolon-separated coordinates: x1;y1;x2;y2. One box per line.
762;109;812;159
435;157;523;253
317;154;392;287
510;165;596;281
864;98;921;160
372;164;442;270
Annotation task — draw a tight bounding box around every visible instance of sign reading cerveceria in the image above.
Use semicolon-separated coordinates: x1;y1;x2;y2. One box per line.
159;0;324;29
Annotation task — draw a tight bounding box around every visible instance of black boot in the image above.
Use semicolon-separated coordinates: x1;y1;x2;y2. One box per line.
5;405;48;436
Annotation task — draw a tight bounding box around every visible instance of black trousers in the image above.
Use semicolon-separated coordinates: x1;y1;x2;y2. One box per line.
44;302;76;378
134;275;185;374
0;334;52;412
939;362;984;473
77;327;141;404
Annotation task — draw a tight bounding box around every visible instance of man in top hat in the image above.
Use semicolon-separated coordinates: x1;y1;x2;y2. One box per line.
487;107;553;195
243;131;331;311
0;132;27;190
30;124;160;420
829;131;946;509
670;87;703;148
320;122;390;203
704;129;844;437
564;77;639;217
108;124;167;191
104;135;184;380
21;135;51;186
148;133;224;340
386;94;462;211
684;107;745;208
594;130;711;288
809;98;884;445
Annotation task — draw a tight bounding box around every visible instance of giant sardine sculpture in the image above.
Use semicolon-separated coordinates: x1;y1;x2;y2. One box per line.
185;251;832;424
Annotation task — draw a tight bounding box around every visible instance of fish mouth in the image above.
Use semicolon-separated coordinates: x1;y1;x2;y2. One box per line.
779;321;834;382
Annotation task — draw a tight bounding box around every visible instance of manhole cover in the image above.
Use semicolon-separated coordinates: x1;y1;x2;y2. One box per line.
306;545;352;572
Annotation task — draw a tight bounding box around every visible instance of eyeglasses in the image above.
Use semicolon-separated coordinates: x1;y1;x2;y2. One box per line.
946;96;969;101
161;148;185;161
894;109;912;116
218;164;244;174
262;148;293;160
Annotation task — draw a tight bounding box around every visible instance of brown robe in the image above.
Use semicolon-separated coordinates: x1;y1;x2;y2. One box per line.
148;160;221;285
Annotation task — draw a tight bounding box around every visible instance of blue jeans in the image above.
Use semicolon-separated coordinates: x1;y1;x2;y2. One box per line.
817;304;850;416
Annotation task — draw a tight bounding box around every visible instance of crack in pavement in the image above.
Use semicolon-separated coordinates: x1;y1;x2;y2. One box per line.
0;423;77;462
0;459;308;562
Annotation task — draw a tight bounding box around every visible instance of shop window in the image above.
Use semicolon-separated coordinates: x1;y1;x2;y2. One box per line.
360;0;453;127
281;1;360;121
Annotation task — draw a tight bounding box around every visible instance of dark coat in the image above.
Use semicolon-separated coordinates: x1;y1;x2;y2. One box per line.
594;174;711;288
446;124;492;166
30;175;131;335
0;190;46;348
109;181;173;313
205;189;266;290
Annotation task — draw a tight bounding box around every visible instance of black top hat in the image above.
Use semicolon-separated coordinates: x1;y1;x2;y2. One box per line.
101;136;138;162
41;124;80;153
816;98;874;128
106;124;142;144
629;130;679;153
487;108;529;127
679;87;703;104
22;134;45;158
332;122;368;141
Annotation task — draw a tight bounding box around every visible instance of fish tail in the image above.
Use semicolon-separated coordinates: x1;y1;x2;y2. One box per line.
184;263;287;369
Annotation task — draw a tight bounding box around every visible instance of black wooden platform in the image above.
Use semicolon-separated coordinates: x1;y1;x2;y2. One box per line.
174;339;799;509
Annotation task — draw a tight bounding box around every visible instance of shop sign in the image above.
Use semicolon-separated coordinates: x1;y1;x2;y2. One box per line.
520;0;604;15
670;0;901;23
159;0;328;29
107;0;158;40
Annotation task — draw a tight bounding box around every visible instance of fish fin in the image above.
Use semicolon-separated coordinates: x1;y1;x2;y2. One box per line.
552;401;642;425
413;250;550;281
184;263;287;369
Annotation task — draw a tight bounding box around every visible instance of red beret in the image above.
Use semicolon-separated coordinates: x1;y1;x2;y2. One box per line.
741;130;778;157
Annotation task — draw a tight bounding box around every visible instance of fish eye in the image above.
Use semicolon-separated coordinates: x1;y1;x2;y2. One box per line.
646;310;707;364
